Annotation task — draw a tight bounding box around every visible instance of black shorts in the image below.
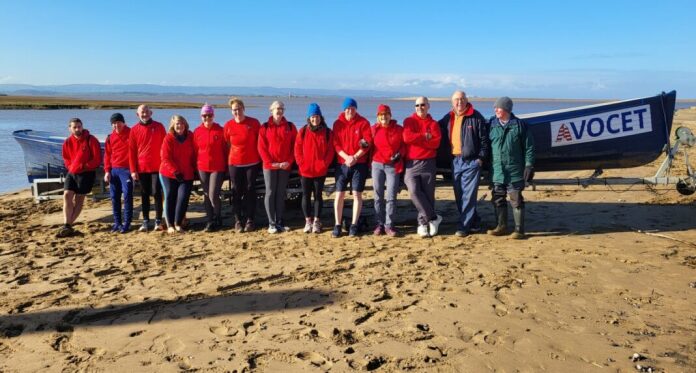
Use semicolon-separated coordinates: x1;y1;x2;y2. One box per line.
335;163;368;192
64;171;96;195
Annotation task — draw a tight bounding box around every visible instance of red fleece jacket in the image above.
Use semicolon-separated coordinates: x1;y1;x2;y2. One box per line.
129;120;166;173
402;113;441;160
193;122;227;172
332;112;372;165
257;117;297;170
160;132;197;180
62;129;101;174
371;121;406;174
104;126;130;172
294;125;335;178
224;117;261;166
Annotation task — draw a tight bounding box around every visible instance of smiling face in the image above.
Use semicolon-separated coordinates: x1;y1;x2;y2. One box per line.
202;113;214;126
231;103;245;122
309;115;322;127
174;119;186;135
111;120;125;133
137;105;152;123
377;112;391;126
415;97;429;118
344;106;357;121
495;107;510;121
451;91;468;115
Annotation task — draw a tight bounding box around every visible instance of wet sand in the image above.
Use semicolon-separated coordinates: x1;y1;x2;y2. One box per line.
1;108;695;372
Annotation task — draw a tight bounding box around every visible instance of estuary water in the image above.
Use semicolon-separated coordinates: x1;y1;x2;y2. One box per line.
1;96;692;193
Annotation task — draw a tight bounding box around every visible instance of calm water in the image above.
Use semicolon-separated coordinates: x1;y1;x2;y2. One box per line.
1;96;692;193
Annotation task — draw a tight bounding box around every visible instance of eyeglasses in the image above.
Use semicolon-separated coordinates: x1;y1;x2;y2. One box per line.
202;114;213;118
415;103;427;107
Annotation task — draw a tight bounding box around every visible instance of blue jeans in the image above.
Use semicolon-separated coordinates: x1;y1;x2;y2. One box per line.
109;168;133;227
159;175;193;228
452;157;481;232
372;161;399;227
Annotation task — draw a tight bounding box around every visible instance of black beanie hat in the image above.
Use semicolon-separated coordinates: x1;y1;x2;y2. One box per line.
110;113;125;124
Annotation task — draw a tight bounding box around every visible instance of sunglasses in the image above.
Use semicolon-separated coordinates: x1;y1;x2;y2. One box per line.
415;103;427;107
202;114;213;118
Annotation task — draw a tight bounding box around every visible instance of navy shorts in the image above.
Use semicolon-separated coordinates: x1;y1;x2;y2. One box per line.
64;171;96;195
335;163;368;192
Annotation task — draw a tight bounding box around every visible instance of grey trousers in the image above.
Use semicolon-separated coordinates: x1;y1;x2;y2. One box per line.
404;158;437;225
263;169;289;226
372;161;399;227
198;171;224;222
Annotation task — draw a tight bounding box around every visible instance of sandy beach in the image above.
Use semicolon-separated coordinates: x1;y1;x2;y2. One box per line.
1;108;695;372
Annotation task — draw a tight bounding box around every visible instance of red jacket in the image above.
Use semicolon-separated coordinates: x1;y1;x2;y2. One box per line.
332;112;372;165
104;126;131;172
294;125;335;178
62;129;101;174
193;122;227;172
129;120;166;173
257;116;297;170
160;132;197;180
402;113;442;160
371;121;406;174
223;117;261;166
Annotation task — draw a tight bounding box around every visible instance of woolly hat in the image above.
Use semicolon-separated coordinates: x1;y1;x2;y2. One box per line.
342;97;358;111
306;103;322;117
200;103;215;116
376;104;391;115
494;96;513;113
110;113;125;124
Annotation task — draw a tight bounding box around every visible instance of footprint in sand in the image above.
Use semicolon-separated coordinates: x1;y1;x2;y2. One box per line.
296;351;333;368
209;325;239;337
150;334;185;355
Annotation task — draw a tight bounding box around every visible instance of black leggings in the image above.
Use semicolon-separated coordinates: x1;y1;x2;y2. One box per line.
300;176;325;220
228;164;261;223
159;176;192;227
139;172;163;221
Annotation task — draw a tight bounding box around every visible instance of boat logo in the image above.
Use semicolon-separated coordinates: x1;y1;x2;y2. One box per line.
550;104;652;147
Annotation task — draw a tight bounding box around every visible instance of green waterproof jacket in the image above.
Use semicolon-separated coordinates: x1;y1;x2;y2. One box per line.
488;114;535;184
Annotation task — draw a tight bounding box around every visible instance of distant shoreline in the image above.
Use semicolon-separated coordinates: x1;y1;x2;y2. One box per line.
2;94;695;110
0;95;208;110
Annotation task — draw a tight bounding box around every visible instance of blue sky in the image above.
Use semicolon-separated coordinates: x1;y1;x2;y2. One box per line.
1;0;695;98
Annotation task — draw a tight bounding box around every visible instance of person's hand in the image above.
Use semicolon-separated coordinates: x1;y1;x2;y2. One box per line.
359;139;369;149
524;166;534;183
104;172;111;183
131;172;139;181
174;172;184;183
279;162;290;170
425;132;432;141
476;159;483;167
344;155;356;167
390;152;401;164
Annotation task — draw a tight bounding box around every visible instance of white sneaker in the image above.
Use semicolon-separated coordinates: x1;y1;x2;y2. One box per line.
303;222;313;233
268;225;278;234
429;214;443;236
167;227;176;234
417;224;429;238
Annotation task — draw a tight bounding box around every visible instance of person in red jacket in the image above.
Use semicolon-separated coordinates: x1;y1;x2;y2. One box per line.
56;118;101;238
193;103;227;232
258;100;297;234
403;96;443;238
129;104;167;232
332;97;372;238
371;104;405;237
159;115;196;234
103;113;133;233
224;97;262;232
294;103;335;234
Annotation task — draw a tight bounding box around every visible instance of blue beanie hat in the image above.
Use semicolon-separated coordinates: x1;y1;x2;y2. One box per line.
342;97;358;111
307;103;322;118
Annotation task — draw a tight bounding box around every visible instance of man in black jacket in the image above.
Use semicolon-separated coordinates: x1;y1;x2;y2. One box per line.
438;91;489;237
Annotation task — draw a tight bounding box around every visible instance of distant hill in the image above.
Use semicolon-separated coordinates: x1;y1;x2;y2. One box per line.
0;84;414;98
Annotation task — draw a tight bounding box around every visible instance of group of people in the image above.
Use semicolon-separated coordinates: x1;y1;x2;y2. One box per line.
55;91;535;240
